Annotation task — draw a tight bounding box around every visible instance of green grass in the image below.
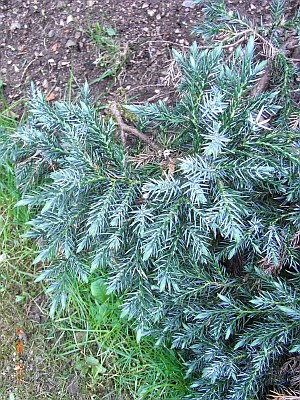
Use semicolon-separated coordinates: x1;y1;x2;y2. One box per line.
0;100;89;399
87;19;131;86
0;140;93;398
0;166;85;399
48;279;190;400
0;102;190;399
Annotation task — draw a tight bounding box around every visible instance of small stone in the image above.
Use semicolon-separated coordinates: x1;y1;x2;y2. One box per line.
10;21;21;31
147;9;156;17
48;30;55;38
156;13;161;20
87;0;95;6
66;15;73;24
66;380;79;395
42;79;48;89
182;0;195;8
65;39;76;48
1;68;7;74
250;3;256;9
48;58;55;64
142;3;149;8
74;31;81;39
175;29;181;34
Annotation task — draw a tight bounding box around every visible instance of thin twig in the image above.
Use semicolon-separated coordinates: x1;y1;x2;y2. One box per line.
132;90;177;104
126;84;166;93
16;150;42;167
138;31;250;52
232;20;278;57
110;102;162;154
267;390;300;400
21;58;36;81
203;29;252;50
214;35;248;50
137;39;189;49
249;28;278;57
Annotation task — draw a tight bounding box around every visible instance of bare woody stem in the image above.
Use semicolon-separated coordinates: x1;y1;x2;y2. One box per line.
110;102;163;154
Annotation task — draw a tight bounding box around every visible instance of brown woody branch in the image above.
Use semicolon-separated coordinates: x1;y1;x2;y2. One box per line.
110;102;163;154
250;64;271;96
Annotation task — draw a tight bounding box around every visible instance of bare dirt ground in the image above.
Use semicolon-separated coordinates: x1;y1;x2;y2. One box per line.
0;0;298;108
0;0;203;106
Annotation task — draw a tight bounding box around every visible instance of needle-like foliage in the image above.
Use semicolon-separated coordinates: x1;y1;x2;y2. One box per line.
1;1;300;399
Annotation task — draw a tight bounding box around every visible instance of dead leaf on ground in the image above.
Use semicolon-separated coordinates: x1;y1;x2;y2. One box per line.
46;92;56;102
167;158;177;175
51;43;60;52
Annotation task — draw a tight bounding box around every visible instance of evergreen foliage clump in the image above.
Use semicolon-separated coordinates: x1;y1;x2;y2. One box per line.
1;0;300;398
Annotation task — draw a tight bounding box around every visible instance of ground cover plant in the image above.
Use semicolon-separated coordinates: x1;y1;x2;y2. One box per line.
0;108;89;399
0;164;189;400
0;77;189;400
1;0;300;399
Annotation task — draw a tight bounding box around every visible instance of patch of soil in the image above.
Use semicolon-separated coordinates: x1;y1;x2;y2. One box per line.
1;0;298;109
0;0;203;106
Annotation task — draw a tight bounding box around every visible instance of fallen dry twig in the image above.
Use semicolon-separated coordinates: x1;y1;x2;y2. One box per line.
267;390;300;400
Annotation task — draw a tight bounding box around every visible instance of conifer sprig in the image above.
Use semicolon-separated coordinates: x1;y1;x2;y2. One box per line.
1;1;300;398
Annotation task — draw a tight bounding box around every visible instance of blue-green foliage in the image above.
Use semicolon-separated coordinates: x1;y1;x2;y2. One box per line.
1;2;300;398
1;84;143;315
